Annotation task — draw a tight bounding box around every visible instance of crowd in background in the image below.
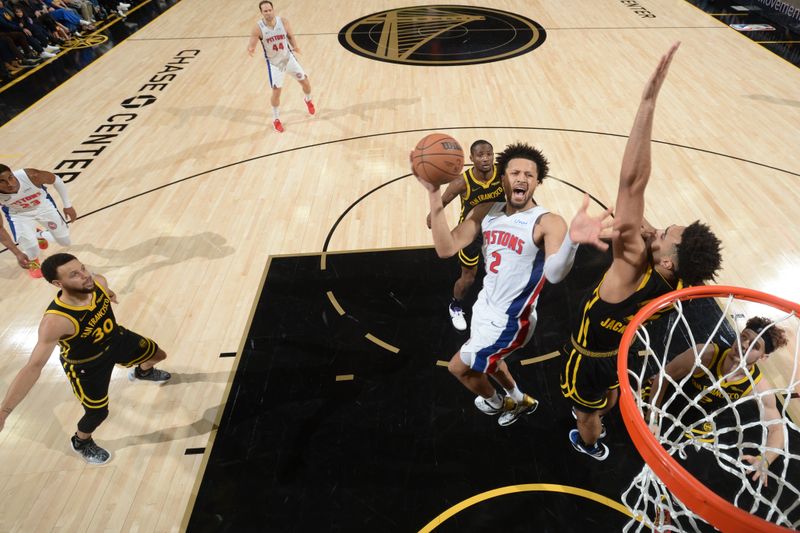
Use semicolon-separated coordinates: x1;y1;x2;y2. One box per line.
0;0;134;81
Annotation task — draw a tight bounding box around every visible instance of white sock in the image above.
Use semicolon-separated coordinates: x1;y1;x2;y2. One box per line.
272;107;280;120
504;385;524;403
485;392;502;409
304;94;312;102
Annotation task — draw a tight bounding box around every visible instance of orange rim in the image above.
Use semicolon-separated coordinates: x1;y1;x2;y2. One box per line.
617;285;799;533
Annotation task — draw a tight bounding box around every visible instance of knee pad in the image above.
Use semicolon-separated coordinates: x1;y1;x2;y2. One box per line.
77;407;109;434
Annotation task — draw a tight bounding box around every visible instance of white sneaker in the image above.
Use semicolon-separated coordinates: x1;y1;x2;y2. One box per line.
498;394;539;426
448;302;467;331
40;51;57;59
118;2;131;8
44;45;60;53
474;395;514;415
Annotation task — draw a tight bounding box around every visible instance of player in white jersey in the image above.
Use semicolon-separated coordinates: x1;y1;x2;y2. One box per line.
247;0;315;133
416;142;612;426
0;164;76;278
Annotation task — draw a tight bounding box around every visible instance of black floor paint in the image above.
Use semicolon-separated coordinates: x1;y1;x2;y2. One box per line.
187;247;644;532
186;246;799;531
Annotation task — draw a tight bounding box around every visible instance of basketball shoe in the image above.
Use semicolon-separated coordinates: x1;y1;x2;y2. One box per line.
70;434;111;465
569;429;609;461
498;394;538;426
36;230;48;250
273;119;284;133
448;301;467;331
305;99;315;115
571;406;607;439
128;366;171;384
28;259;43;279
474;394;515;415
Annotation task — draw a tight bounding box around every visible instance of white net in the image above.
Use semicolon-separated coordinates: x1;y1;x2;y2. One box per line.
620;289;800;532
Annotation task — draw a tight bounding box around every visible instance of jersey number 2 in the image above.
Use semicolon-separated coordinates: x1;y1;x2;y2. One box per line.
489;251;502;273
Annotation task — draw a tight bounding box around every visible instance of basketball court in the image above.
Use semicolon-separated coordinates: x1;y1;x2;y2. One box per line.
1;0;799;530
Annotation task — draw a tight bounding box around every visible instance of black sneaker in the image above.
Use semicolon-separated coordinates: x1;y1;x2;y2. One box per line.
128;366;171;384
569;429;609;461
70;435;111;465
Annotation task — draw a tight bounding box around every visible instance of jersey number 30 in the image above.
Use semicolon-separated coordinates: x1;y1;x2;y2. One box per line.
92;318;115;344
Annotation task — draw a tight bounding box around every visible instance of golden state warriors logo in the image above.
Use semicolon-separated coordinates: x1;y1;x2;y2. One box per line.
64;34;109;50
338;5;546;66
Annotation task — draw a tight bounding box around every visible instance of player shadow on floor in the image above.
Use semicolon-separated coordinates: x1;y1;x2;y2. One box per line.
299;97;420;123
97;403;223;451
161;370;234;386
105;127;277;181
69;231;235;293
745;94;800;108
162;104;276;128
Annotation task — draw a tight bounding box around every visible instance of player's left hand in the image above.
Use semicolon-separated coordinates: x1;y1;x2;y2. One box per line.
569;194;616;251
742;455;770;486
63;207;77;222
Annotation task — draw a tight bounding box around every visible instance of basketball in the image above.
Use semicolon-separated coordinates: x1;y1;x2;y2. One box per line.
410;133;465;186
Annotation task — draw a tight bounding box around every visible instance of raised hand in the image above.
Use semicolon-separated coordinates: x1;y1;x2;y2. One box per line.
642;42;680;103
568;194;616;251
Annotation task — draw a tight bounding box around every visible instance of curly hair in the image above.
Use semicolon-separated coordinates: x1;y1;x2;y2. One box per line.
746;316;789;354
674;221;722;286
495;142;549;183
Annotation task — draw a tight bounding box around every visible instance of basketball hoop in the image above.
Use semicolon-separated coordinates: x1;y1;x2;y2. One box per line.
618;285;800;533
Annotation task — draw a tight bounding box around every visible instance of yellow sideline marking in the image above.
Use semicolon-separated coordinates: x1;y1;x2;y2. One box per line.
365;333;399;353
418;483;633;532
520;351;559;365
326;291;345;316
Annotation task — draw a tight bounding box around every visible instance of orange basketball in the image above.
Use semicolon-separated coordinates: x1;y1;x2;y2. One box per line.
410;133;465;186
